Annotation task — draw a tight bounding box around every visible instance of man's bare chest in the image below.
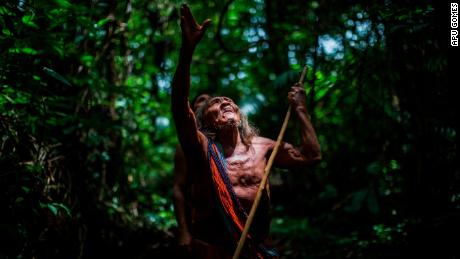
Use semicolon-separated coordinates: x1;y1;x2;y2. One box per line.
225;146;268;186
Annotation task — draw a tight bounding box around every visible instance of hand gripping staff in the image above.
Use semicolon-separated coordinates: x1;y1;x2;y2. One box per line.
232;65;308;259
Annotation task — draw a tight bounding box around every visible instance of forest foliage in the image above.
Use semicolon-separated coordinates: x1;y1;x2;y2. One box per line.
0;0;457;258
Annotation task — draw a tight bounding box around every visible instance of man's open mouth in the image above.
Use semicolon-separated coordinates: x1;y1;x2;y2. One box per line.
222;107;234;114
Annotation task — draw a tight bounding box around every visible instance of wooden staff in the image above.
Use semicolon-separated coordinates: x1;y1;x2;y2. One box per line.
232;65;308;259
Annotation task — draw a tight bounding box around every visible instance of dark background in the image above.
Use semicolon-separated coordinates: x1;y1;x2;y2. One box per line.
1;0;458;258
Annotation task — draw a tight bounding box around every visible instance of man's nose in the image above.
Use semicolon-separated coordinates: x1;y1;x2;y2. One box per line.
221;101;231;107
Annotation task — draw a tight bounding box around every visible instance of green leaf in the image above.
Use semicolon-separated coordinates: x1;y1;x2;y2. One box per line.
22;15;39;29
0;7;11;15
43;67;72;86
80;54;94;67
290;31;305;41
53;45;64;58
9;47;38;55
55;0;71;8
39;202;72;217
52;203;72;217
96;18;111;27
389;160;400;170
2;28;12;36
45;203;59;215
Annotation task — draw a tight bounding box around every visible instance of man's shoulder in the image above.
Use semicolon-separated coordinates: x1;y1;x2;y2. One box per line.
252;136;275;146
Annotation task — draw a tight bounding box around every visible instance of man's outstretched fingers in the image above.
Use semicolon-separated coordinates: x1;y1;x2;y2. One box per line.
201;19;212;30
181;4;198;27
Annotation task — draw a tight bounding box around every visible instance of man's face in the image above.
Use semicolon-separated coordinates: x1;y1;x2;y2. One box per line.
203;97;241;129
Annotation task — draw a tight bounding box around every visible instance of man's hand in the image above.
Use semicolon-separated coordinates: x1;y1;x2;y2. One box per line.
180;4;211;52
288;82;307;110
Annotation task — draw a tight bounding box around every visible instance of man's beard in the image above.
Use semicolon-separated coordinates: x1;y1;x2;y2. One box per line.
216;118;241;130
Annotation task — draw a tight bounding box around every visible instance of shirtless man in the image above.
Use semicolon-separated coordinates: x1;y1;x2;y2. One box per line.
171;4;321;258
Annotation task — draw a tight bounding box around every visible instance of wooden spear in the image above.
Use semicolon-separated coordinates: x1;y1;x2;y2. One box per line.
232;65;308;259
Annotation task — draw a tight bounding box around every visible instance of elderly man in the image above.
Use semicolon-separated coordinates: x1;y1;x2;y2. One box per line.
171;4;321;258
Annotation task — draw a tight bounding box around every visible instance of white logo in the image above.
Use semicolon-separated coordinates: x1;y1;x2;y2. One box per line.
452;3;459;46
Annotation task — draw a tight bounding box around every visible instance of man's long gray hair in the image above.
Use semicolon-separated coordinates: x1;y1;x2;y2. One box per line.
195;102;258;148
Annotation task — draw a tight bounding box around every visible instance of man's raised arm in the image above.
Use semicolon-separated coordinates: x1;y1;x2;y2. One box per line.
171;4;211;148
275;83;322;167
